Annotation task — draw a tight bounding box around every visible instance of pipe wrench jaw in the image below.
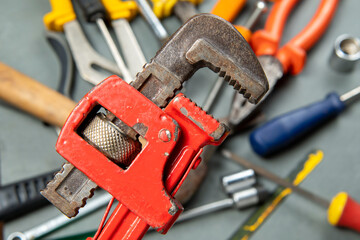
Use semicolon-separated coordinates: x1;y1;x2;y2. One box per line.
132;14;269;109
54;76;228;232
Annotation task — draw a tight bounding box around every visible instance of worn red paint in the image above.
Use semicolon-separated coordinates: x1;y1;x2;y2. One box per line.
56;76;229;239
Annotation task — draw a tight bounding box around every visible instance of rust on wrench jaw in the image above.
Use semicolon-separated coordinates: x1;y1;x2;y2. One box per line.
185;39;266;104
132;14;268;108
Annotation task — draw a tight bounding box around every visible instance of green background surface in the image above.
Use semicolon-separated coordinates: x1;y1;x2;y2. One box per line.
1;0;360;239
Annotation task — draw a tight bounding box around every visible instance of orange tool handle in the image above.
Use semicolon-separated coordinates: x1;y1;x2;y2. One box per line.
235;25;252;42
210;0;247;22
251;0;298;56
276;0;339;75
210;0;251;42
328;192;360;232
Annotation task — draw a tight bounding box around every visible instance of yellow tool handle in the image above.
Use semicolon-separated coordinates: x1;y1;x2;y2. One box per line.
152;0;203;19
211;0;247;22
210;0;251;41
153;0;178;18
101;0;138;21
43;0;76;32
0;63;76;127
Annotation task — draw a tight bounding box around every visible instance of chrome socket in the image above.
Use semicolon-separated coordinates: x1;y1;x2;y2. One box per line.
232;186;268;209
329;34;360;72
222;169;256;195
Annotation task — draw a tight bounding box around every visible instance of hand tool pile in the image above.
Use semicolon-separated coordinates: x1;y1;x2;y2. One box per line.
1;0;360;239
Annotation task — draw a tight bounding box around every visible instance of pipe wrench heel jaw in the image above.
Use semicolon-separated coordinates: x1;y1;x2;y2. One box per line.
132;14;269;108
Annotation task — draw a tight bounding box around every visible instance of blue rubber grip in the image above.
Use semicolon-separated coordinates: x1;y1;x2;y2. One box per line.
250;93;346;156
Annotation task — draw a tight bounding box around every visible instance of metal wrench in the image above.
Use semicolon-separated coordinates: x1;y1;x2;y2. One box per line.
76;0;133;84
44;0;121;85
101;0;147;78
41;12;268;218
41;14;268;238
64;20;121;85
203;0;268;113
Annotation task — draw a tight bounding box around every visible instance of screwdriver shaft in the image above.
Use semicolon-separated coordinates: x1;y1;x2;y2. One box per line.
243;0;267;30
222;150;330;209
96;18;133;83
340;85;360;105
135;0;169;44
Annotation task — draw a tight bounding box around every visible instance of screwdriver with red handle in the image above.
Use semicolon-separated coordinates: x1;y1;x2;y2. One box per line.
222;149;360;232
250;85;360;156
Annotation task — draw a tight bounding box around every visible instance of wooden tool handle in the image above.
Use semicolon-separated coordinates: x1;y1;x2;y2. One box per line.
0;62;76;127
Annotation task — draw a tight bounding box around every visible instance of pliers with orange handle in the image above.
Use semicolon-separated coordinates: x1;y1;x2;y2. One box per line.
228;0;339;127
251;0;339;75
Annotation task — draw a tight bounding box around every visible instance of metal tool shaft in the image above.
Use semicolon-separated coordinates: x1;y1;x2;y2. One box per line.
135;0;169;44
149;198;235;232
222;150;330;209
243;0;267;30
112;19;147;78
7;193;112;240
176;186;266;224
173;1;199;23
96;18;133;83
64;20;121;85
178;198;234;223
340;85;360;105
151;187;264;230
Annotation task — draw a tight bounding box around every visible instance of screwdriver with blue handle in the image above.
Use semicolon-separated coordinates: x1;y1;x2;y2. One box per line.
250;85;360;156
